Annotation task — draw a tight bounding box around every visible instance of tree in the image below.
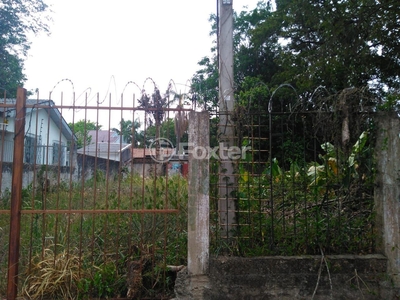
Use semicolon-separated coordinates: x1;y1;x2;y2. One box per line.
68;120;101;149
0;0;51;97
144;118;188;149
112;118;143;147
190;2;279;111
234;2;281;86
0;49;26;96
271;0;400;95
192;0;400;104
137;83;178;162
189;0;400;160
191;57;219;111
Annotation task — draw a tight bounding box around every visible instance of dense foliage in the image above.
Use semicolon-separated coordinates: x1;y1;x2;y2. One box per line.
199;1;385;256
191;0;400;108
112;118;142;146
272;0;400;95
217;130;375;256
0;0;51;97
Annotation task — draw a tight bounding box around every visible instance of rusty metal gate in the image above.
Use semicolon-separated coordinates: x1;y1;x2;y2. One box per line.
0;87;190;299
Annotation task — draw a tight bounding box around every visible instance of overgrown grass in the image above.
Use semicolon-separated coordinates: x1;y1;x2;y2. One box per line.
0;173;188;299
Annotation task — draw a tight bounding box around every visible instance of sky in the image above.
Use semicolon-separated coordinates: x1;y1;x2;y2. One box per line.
24;0;260;98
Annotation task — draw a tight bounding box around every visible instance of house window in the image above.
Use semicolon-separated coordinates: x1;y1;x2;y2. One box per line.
24;135;37;164
52;141;66;165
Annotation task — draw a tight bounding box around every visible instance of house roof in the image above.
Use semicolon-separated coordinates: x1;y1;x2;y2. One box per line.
77;142;131;162
88;130;121;144
0;99;76;141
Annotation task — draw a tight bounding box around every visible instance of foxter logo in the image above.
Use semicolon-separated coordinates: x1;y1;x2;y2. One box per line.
180;143;251;160
149;138;251;162
148;138;174;163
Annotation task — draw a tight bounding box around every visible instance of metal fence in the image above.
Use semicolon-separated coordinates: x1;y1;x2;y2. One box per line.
0;86;379;298
0;88;191;299
211;87;376;256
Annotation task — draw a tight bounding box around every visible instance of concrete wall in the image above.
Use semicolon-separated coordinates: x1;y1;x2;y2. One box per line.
199;255;390;300
174;255;392;299
0;162;76;195
374;112;400;289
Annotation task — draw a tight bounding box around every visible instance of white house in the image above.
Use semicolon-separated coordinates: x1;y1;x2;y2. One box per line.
0;99;76;166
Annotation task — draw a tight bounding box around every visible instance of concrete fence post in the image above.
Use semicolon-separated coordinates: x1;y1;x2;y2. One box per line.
375;112;400;293
187;110;210;298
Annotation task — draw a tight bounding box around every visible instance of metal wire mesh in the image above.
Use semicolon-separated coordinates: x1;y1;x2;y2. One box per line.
211;89;376;256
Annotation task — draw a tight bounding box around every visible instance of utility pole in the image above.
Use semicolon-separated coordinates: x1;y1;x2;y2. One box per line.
218;0;236;239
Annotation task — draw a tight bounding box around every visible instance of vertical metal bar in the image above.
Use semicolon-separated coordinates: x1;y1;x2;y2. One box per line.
280;108;286;241
116;91;123;269
55;94;64;260
42;96;52;259
256;100;262;246
128;94;135;253
7;87;26;299
268;99;275;252
0;95;7;194
28;94;41;275
303;114;309;251
91;94;97;266
104;93;112;259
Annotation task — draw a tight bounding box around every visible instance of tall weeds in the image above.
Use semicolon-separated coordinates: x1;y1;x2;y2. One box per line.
0;174;188;299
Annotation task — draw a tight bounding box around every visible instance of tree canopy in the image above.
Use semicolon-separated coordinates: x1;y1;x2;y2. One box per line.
191;0;400;108
112;118;142;147
144;118;188;148
0;0;51;97
272;0;400;94
68;120;101;149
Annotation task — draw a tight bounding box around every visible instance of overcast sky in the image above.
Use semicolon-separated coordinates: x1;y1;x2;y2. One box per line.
24;0;259;100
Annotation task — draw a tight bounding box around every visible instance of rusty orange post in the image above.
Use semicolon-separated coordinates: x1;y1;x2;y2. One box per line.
7;87;26;300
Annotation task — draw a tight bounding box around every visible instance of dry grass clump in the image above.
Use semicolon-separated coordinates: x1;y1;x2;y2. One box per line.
22;248;85;299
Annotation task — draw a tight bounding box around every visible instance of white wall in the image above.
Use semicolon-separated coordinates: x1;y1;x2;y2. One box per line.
0;108;70;166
